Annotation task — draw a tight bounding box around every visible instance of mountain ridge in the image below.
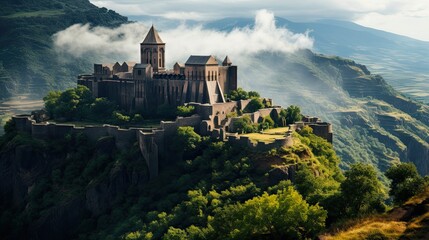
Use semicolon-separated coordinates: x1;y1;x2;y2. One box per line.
0;0;129;100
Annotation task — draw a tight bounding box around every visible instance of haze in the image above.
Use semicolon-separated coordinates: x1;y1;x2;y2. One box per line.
90;0;429;42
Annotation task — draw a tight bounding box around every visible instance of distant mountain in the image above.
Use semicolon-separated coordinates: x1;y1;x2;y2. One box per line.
0;0;128;99
204;17;429;103
238;49;429;176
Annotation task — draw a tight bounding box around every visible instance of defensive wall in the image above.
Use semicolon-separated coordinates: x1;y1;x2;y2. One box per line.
12;114;200;179
227;133;294;152
11;102;333;180
291;116;333;143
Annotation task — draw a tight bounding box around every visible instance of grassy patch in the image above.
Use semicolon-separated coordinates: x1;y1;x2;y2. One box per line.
263;127;289;135
322;218;406;240
2;10;64;18
242;133;285;143
240;127;290;143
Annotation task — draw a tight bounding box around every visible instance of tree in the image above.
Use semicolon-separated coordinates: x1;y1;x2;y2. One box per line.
233;115;257;134
245;98;264;113
209;186;327;240
90;97;117;118
340;163;386;217
162;227;188;240
43;85;94;120
43;90;61;118
170;126;202;155
278;109;287;127
259;115;274;130
248;91;260;98
385;162;426;203
229;88;249;101
286;105;302;124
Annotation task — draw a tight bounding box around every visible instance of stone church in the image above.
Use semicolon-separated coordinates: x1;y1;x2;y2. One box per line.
78;26;238;112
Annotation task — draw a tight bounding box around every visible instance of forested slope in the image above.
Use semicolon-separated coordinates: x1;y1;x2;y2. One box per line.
0;0;128;99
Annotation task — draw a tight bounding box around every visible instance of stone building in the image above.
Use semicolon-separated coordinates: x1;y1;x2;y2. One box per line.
78;25;238;113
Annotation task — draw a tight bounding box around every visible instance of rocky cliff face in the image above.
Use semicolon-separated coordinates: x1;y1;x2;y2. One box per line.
0;134;148;239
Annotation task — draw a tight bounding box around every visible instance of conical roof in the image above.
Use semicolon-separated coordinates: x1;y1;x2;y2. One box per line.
142;25;164;44
223;56;232;66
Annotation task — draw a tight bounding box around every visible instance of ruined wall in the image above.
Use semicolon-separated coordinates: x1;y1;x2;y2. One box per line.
227;134;294;151
291;121;333;143
12;114;202;179
309;123;333;143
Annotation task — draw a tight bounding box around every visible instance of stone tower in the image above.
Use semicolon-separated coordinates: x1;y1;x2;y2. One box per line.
140;25;165;73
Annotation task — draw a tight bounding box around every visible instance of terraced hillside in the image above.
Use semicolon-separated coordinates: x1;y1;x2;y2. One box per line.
240;50;429;175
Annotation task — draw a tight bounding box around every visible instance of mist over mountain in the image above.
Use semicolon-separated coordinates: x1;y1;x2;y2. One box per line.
130;15;429;103
242;50;429;176
204;17;429;104
131;14;429;174
0;0;128;100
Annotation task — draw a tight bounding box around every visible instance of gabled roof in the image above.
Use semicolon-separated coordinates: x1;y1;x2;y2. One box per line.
185;55;218;65
142;25;164;44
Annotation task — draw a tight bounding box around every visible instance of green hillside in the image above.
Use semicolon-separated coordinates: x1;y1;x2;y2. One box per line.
0;121;343;239
241;50;429;177
0;0;128;99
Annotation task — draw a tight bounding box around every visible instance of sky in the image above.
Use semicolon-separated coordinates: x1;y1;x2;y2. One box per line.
89;0;429;42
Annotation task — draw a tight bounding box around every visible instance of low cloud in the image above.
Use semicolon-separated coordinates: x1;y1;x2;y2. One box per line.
53;9;313;66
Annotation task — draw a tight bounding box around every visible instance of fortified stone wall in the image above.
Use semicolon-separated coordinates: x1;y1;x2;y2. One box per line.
227;134;294;151
291;119;333;143
12;114;202;179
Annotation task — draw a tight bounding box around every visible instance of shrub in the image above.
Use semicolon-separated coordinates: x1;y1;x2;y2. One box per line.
112;111;130;124
176;105;196;117
245;98;264;113
385;163;426;204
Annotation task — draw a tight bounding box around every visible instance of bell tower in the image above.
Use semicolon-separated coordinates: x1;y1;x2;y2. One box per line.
140;25;165;73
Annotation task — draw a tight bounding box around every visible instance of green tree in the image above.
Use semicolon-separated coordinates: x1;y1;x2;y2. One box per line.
385;162;426;204
340;163;386;217
248;91;260;98
233;115;257;134
162;227;188;240
278;109;287;127
170;126;202;154
209;186;327;240
43;85;94;120
286;105;302;124
229;88;249;101
43;90;61;118
259;115;275;130
90;97;117;118
245;98;264;113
